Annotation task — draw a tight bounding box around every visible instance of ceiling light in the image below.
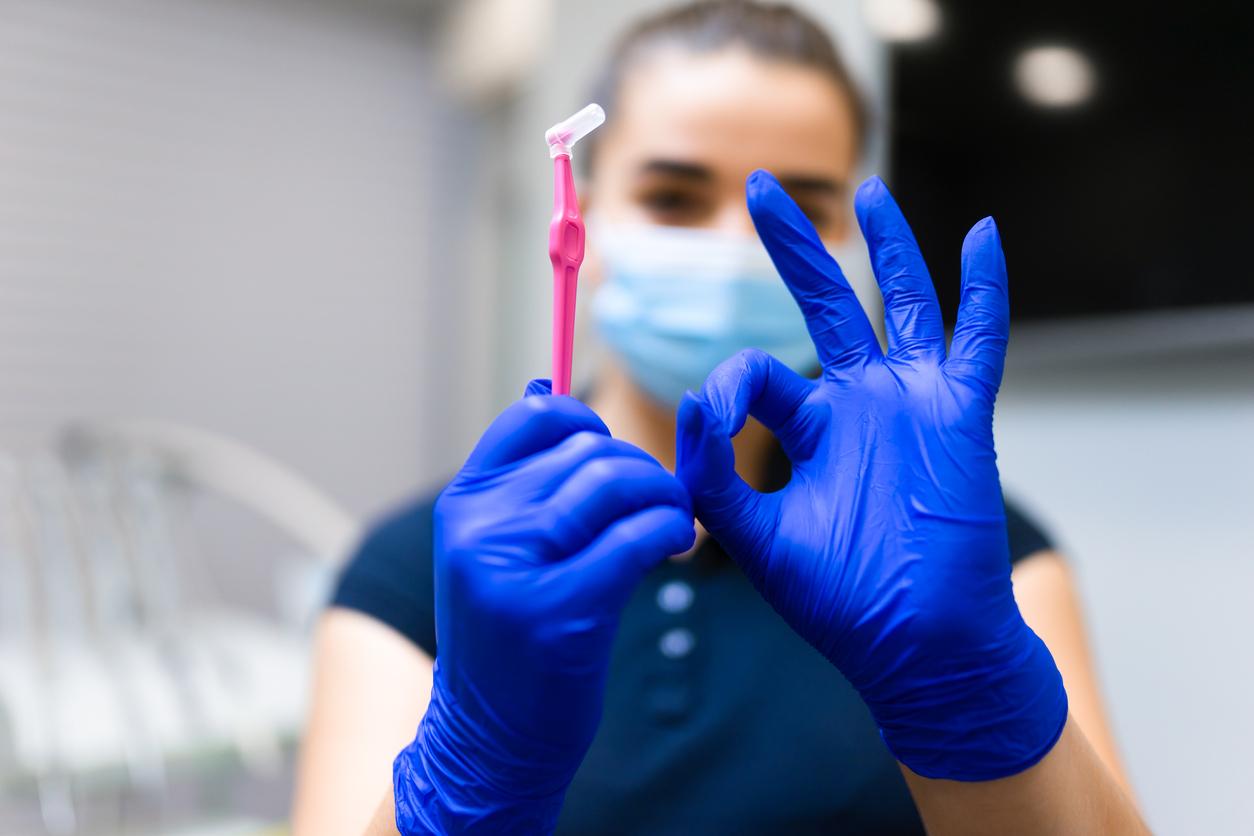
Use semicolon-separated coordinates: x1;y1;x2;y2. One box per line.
861;0;942;44
1014;45;1096;108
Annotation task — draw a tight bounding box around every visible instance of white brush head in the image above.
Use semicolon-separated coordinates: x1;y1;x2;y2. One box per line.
545;103;606;158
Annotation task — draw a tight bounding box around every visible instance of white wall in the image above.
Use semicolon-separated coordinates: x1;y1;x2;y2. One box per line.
998;308;1254;835
0;0;490;520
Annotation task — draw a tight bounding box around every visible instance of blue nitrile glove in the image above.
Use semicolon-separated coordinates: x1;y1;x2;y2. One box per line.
676;171;1067;781
394;380;695;834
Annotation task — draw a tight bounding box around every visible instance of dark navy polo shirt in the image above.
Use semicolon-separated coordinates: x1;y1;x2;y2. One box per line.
332;448;1053;834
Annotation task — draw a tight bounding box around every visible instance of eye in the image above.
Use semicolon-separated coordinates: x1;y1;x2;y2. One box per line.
634;186;714;225
641;188;695;212
794;203;832;229
787;199;837;230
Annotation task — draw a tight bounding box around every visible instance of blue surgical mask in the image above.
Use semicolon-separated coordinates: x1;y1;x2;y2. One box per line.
591;222;882;407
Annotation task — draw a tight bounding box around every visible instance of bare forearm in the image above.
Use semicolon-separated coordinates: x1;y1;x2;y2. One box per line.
901;716;1147;835
293;610;433;836
364;792;399;836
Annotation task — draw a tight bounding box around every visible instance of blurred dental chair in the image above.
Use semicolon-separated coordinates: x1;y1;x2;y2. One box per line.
0;421;361;835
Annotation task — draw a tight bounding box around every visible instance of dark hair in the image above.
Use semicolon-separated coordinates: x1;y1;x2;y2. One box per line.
583;0;869;173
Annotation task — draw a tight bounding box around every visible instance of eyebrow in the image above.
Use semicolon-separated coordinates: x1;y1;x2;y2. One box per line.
777;175;845;197
637;159;714;181
637;159;845;197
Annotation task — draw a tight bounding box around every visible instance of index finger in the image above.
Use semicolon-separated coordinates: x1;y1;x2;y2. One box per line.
746;169;881;369
854;176;945;362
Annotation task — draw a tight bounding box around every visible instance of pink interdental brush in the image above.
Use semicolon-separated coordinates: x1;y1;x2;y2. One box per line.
545;103;605;397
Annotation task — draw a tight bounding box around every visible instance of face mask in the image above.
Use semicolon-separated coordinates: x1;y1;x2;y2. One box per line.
591;222;884;407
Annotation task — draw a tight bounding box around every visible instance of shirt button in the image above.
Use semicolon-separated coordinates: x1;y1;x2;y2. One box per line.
659;627;695;660
656;580;694;614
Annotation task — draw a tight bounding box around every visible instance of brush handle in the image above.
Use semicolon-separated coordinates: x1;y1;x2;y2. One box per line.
549;154;583;397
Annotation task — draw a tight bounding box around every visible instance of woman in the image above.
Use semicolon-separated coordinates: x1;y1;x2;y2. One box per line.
293;3;1134;833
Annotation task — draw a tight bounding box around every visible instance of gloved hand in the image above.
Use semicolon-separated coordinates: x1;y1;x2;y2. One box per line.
676;171;1067;781
394;380;695;834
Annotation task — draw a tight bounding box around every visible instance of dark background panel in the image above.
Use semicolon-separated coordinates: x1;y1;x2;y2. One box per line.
888;0;1254;322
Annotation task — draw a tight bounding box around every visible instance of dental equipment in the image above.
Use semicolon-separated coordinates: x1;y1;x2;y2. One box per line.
545;103;605;396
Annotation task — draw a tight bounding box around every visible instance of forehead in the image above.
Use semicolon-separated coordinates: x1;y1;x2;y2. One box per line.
600;46;858;181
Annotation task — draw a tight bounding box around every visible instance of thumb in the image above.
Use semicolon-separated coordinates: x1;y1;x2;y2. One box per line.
676;393;777;562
